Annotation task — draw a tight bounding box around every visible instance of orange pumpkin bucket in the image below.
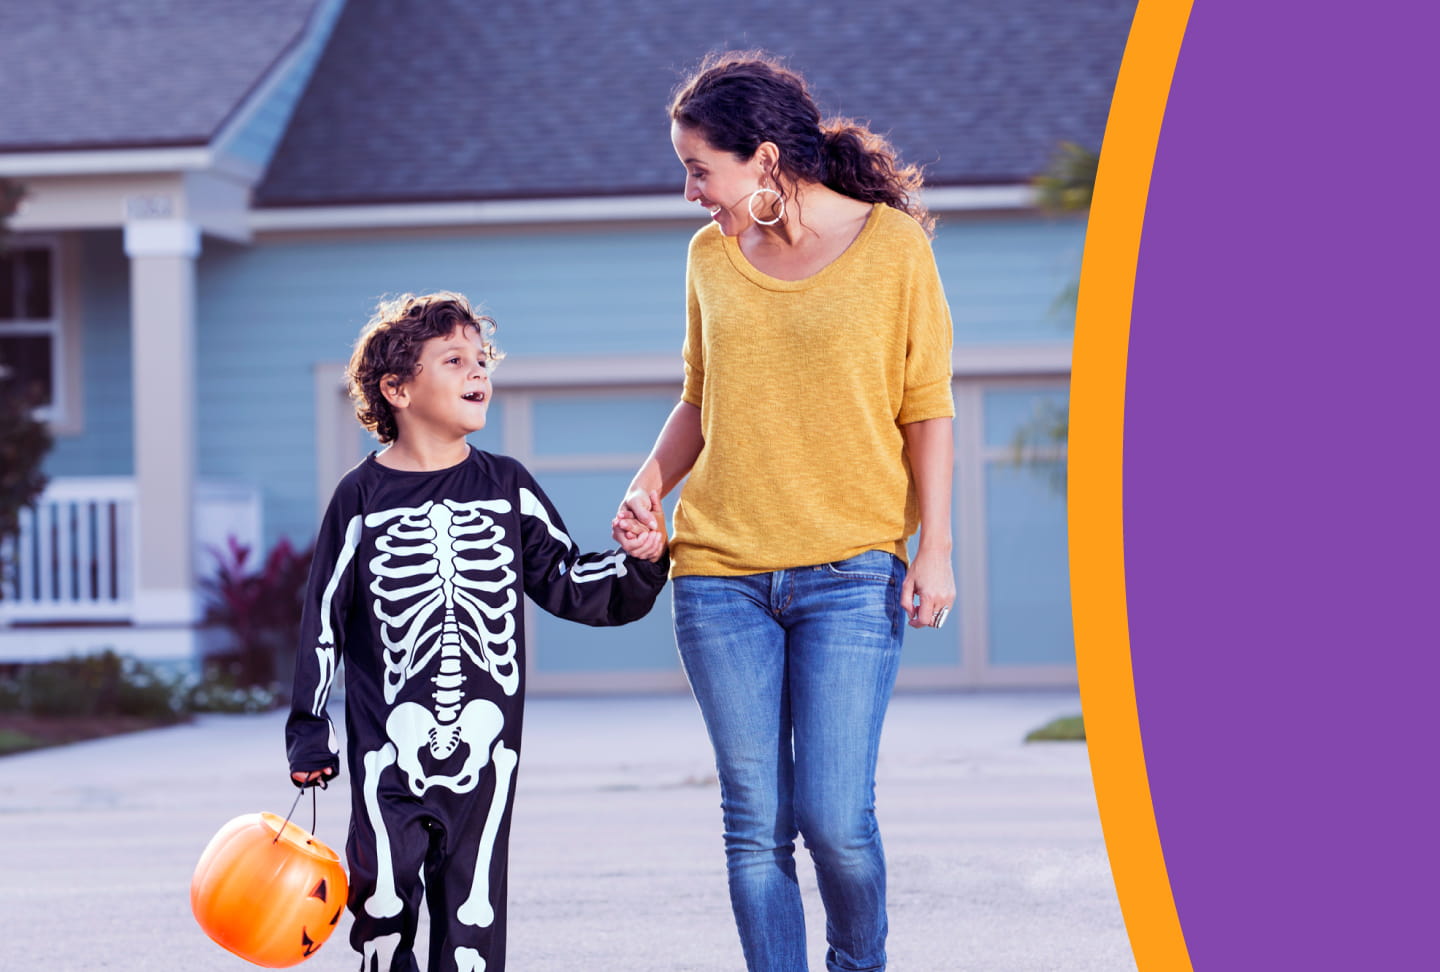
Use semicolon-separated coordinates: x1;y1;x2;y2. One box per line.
191;804;348;967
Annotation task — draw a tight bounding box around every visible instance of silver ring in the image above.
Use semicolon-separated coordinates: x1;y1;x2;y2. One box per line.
930;606;950;629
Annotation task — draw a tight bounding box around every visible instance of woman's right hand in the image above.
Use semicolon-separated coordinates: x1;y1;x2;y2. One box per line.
613;400;702;561
613;488;666;560
619;487;660;530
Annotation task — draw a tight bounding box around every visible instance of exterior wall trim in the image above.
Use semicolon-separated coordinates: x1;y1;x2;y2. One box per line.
0;147;237;179
248;185;1038;233
466;346;1071;390
954;344;1071;376
0;625;208;665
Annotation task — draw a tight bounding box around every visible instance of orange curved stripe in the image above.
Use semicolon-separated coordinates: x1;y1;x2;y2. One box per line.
1069;1;1195;969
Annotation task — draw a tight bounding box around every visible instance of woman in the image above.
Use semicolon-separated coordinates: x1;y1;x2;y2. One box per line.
615;51;955;972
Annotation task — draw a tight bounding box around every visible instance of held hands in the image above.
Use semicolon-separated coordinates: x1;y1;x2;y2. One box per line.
902;545;956;630
612;488;667;563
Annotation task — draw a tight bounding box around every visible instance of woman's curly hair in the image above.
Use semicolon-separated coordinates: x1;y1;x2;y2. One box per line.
348;292;503;444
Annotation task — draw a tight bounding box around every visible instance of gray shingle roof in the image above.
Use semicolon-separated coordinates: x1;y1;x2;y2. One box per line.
0;0;322;152
256;0;1136;206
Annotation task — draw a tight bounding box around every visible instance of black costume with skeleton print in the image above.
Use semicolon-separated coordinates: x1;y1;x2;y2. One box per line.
287;447;667;972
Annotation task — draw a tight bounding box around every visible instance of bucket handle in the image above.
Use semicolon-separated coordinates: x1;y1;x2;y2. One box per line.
273;778;325;844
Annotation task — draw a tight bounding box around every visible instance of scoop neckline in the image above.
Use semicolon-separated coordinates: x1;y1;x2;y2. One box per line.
719;202;885;292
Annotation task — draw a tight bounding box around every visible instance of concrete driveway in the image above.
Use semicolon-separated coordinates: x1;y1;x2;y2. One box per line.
0;691;1133;971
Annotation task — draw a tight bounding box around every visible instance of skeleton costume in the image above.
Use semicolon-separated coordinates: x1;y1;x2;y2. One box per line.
287;447;667;972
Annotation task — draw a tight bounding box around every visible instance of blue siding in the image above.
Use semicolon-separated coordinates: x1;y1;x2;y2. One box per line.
194;227;693;546
197;241;319;548
201;228;691;352
45;232;133;477
934;216;1084;343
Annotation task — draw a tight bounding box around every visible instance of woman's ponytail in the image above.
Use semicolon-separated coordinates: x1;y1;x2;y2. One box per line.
822;121;933;237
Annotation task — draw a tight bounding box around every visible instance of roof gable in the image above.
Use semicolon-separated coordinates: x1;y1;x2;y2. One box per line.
255;0;1136;207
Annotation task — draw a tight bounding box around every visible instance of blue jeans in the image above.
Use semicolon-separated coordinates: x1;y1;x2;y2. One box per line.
673;550;906;972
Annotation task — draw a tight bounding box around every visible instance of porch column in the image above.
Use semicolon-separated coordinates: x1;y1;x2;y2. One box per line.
124;219;202;625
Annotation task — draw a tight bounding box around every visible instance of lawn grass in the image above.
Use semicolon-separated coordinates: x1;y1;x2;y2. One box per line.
0;727;45;756
1025;714;1086;742
0;714;179;757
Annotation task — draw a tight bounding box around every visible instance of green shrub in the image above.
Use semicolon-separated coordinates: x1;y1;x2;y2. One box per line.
0;728;43;755
183;665;280;713
3;651;183;720
1025;714;1086;742
201;535;312;697
0;674;22;713
0;650;284;723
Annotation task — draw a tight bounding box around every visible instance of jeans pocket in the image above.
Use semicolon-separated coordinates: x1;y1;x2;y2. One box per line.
820;550;901;584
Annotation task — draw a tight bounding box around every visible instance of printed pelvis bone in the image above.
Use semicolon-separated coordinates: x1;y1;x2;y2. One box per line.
359;736;518;929
366;498;520;798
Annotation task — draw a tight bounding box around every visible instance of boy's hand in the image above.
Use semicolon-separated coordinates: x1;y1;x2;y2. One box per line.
613;509;647;540
613;489;667;562
291;768;335;787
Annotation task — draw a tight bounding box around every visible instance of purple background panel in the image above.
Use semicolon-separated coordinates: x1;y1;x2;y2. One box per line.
1124;1;1439;968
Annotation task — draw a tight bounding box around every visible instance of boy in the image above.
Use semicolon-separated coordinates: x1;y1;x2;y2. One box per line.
286;292;667;972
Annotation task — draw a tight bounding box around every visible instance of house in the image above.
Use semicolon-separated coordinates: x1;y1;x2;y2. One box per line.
0;0;1136;690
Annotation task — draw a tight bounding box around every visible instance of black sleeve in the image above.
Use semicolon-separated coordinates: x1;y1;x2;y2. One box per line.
284;482;362;782
514;466;669;627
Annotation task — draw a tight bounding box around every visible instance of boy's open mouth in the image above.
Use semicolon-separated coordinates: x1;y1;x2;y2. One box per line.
462;391;486;402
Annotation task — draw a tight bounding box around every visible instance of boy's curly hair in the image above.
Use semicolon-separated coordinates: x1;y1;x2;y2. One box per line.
348;292;503;444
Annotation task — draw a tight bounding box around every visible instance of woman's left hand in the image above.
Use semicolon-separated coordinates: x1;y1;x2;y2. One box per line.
902;545;956;629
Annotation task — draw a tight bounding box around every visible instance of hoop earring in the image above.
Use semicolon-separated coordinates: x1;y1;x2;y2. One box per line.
747;187;785;225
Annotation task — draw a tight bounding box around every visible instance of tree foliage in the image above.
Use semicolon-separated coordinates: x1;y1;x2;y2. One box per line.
1008;143;1101;491
0;178;52;594
0;178;23;246
0;377;51;553
1034;141;1099;214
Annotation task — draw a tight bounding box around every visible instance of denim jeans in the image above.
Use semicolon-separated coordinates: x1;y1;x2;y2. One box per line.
673;550;906;972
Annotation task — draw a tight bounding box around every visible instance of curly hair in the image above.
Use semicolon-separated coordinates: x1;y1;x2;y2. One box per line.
348;292;503;444
670;51;933;236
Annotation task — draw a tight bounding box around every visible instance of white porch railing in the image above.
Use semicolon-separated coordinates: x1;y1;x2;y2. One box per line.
1;477;134;622
0;477;262;625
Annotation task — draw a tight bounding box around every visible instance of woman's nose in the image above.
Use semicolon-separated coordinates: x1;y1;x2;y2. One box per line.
683;179;700;202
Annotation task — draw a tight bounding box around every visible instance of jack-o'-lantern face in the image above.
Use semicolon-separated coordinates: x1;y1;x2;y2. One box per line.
192;812;348;968
299;873;343;957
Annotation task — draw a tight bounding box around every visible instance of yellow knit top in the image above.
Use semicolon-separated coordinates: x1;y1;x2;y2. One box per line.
671;203;955;577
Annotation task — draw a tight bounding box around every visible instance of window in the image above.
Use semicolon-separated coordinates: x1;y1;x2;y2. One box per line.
0;242;60;417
